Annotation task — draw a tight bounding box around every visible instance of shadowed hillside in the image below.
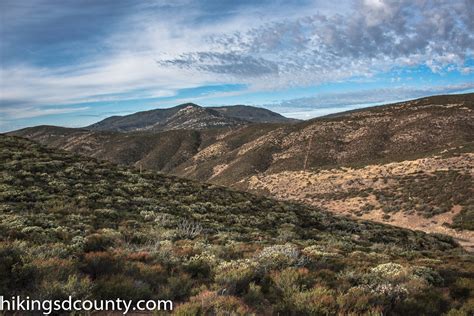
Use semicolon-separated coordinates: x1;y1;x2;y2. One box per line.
0;134;473;315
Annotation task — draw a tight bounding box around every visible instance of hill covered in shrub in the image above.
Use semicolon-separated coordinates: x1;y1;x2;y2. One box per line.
0;134;473;315
12;93;474;245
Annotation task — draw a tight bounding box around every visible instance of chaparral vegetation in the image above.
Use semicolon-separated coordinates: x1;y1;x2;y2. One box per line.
0;135;473;315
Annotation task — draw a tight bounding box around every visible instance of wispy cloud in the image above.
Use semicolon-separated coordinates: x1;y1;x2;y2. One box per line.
275;83;474;109
0;106;90;119
270;83;474;119
0;0;472;129
161;0;473;88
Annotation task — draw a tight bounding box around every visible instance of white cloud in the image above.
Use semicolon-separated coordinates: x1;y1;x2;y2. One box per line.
270;82;474;117
0;106;90;119
0;0;472;121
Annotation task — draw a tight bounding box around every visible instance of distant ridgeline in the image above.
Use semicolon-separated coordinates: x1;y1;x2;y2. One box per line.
86;103;297;132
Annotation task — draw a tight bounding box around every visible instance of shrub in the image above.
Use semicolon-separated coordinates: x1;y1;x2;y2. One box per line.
292;286;337;315
446;297;474;316
243;282;266;307
271;268;336;315
126;251;152;262
271;268;308;299
392;289;449;315
410;266;443;286
94;275;152;301
451;206;474;230
161;273;193;300
127;262;166;289
38;275;92;301
94;208;119;221
83;232;118;252
174;291;252;316
0;135;471;314
451;277;474;300
80;251;122;278
0;243;35;294
255;244;305;272
337;287;381;314
33;258;76;281
363;283;409;304
184;254;216;278
214;260;256;294
302;245;341;262
176;219;203;240
370;262;405;280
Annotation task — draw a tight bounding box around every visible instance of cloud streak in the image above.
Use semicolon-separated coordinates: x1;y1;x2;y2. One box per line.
276;82;474;109
0;106;90;120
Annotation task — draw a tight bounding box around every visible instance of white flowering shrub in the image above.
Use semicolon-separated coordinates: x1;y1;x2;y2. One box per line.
154;213;177;228
139;210;156;221
360;283;409;303
255;243;306;272
188;252;219;268
302;245;341;260
95;208;118;219
371;262;405;279
214;259;257;294
184;252;220;278
176;219;203;239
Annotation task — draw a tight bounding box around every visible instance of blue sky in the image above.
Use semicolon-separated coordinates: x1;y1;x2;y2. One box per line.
0;0;473;132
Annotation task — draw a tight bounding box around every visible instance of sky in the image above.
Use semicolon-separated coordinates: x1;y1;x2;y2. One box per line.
0;0;473;132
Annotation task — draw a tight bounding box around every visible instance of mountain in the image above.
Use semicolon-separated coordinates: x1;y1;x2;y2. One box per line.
1;134;472;315
86;103;296;132
10;93;474;249
211;104;298;123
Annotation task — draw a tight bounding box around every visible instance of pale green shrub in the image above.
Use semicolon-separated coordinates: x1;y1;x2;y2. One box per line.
255;244;305;272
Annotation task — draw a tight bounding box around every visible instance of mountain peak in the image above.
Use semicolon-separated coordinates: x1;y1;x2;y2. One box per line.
175;102;201;109
86;103;295;132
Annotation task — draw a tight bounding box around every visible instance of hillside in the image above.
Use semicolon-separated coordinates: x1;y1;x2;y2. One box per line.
12;93;474;248
0;134;473;315
86;103;295;132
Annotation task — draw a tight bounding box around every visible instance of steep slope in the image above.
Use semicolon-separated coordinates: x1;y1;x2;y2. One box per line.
154;105;244;131
86;103;190;131
87;103;294;132
1;134;472;315
11;93;474;248
9;125;203;172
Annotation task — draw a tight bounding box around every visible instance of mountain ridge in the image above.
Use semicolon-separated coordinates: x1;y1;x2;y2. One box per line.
86;103;297;132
